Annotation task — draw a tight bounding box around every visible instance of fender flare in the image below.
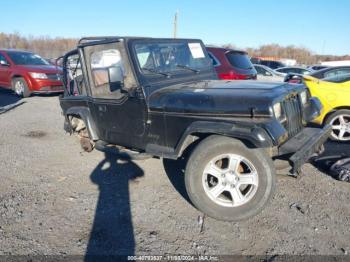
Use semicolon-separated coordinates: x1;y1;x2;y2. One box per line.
174;121;273;157
64;106;99;141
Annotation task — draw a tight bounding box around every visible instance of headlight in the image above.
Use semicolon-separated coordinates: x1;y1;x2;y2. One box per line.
300;90;308;105
273;102;286;122
29;72;48;79
273;102;282;119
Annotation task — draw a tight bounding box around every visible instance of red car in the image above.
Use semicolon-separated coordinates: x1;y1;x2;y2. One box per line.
206;47;257;80
0;49;63;97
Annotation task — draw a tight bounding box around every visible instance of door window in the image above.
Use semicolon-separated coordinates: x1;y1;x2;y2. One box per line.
324;69;350;78
256;66;268;75
91;49;124;87
0;54;9;65
64;53;87;96
85;42;136;99
208;52;220;67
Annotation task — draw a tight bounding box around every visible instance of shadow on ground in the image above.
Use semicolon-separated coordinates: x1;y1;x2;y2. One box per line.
0;88;21;108
163;158;191;203
85;152;144;260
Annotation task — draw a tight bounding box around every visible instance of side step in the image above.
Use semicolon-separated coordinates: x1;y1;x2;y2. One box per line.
94;140;152;160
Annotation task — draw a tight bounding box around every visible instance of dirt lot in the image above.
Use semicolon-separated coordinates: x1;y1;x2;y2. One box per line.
0;90;349;257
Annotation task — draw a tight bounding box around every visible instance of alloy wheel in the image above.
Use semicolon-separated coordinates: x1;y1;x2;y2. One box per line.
202;153;259;207
14;80;24;96
330;114;350;141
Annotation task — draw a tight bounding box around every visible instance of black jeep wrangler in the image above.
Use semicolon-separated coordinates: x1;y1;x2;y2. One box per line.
59;36;331;221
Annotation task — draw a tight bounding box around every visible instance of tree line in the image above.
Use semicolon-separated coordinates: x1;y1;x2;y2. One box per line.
0;32;349;65
0;32;77;59
222;43;350;65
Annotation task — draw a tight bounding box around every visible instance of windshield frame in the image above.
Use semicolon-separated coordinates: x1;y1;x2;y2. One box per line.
130;39;213;77
7;51;50;66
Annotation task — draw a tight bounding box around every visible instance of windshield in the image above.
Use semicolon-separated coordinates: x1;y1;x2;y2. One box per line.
7;52;49;65
226;51;253;70
134;41;211;74
323;73;350;83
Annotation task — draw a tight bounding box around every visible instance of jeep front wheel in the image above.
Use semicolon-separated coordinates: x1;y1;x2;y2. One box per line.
185;135;276;221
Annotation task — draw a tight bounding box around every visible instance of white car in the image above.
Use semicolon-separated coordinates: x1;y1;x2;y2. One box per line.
254;64;284;82
274;66;312;77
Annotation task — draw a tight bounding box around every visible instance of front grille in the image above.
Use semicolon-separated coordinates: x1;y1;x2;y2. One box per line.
46;73;62;81
283;95;303;137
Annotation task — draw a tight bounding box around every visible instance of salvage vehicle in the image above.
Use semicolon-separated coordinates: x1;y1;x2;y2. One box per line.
303;74;350;142
0;49;63;97
206;47;257;80
59;36;330;221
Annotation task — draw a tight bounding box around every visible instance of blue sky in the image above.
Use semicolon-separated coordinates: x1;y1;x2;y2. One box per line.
1;0;349;55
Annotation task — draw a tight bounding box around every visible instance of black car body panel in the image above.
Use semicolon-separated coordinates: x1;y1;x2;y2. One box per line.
59;36;328;173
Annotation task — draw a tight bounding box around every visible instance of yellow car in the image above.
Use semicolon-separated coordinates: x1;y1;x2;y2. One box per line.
303;74;350;141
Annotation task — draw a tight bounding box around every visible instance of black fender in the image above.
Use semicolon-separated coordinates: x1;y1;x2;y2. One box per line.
64;106;99;141
174;121;273;157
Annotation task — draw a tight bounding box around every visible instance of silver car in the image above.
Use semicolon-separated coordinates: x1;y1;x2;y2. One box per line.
254;64;284;82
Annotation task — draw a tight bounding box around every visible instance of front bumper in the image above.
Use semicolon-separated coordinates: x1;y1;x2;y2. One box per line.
278;125;332;173
32;86;64;94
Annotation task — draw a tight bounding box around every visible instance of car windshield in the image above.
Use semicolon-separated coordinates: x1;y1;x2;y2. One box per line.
7;52;49;65
323;73;350;83
226;51;253;70
134;41;211;74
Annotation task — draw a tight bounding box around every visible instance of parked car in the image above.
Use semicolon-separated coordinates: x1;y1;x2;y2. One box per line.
206;47;257;80
0;49;63;97
285;66;350;84
303;74;350;142
258;60;286;69
275;66;312;76
59;36;330;221
254;64;284;82
308;65;329;71
310;66;350;79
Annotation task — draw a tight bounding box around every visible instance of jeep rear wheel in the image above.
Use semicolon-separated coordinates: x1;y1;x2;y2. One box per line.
185;135;276;221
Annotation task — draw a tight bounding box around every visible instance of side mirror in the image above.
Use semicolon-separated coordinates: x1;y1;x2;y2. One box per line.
0;60;9;67
108;66;124;92
265;71;272;76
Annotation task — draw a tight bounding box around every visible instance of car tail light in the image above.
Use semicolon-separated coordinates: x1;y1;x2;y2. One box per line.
218;71;235;80
218;70;254;80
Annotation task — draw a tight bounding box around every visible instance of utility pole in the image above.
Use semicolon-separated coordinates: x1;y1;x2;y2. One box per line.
173;10;178;38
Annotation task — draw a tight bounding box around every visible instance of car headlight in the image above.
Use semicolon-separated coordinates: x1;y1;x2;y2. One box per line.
273;102;286;122
300;90;308;105
29;72;48;79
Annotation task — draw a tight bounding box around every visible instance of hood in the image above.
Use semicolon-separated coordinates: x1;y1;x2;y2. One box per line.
148;80;305;117
17;65;62;74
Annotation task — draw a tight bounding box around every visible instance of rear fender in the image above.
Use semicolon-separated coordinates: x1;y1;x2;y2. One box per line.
64;107;99;140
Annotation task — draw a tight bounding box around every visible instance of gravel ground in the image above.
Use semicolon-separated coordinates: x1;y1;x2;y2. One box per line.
0;90;349;257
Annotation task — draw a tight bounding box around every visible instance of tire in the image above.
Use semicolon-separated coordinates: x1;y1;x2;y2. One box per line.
12;77;30;98
325;110;350;142
185;135;276;221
